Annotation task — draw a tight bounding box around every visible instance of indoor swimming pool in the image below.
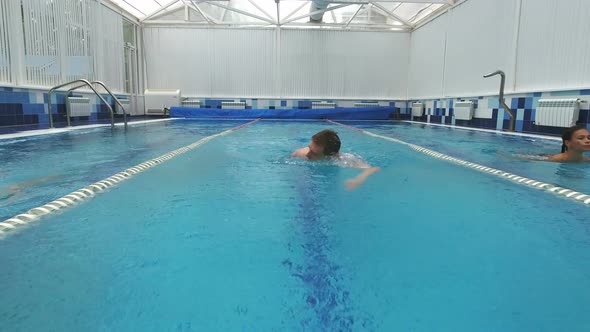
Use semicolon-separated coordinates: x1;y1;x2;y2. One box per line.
1;120;589;331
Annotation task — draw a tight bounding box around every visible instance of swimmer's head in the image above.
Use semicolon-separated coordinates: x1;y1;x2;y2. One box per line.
306;129;341;160
561;125;590;153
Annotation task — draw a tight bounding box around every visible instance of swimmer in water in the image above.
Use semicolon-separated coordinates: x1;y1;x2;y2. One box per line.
0;175;62;205
547;125;590;162
291;129;380;191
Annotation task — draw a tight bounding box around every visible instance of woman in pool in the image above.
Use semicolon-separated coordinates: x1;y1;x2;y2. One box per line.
548;125;590;162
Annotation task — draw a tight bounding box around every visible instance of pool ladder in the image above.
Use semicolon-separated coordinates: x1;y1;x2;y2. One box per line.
47;79;128;130
483;70;515;132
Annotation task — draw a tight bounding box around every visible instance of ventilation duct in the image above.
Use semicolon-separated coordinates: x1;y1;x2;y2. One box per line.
310;0;329;22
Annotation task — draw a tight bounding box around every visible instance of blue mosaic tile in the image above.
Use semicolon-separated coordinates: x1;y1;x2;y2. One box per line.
522;121;535;133
511;98;518;109
455;119;470;127
578;109;589;123
581;89;590;95
516;120;523;132
0;115;17;126
0;91;30;104
23;115;38;125
525;97;533;109
37;114;49;125
24;104;45;115
523;109;533;122
516;108;525;121
0;103;23;115
281;100;286;107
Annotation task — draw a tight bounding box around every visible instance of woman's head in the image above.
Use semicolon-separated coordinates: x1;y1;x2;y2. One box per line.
561;125;590;153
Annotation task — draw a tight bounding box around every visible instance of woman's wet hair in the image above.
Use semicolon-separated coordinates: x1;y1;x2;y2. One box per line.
561;125;587;152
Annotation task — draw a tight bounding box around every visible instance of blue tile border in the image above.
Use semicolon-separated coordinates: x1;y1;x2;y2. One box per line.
1;85;589;135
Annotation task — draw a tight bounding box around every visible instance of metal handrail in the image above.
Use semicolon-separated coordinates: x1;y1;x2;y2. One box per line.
67;81;128;129
48;79;115;129
483;70;515;132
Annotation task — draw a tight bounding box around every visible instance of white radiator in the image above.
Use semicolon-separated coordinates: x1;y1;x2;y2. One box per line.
354;102;380;107
181;98;201;107
535;98;580;127
115;98;130;115
221;102;246;109
312;102;336;109
66;97;91;117
144;89;180;115
411;102;424;117
454;101;475;120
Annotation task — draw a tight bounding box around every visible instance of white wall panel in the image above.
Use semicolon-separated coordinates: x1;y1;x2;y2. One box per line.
143;27;409;99
209;29;276;98
443;0;518;97
515;0;590;91
280;29;408;99
408;14;448;99
0;0;10;83
144;28;276;97
143;27;211;96
97;6;124;92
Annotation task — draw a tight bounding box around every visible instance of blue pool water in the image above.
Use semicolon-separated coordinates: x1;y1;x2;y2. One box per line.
1;120;590;331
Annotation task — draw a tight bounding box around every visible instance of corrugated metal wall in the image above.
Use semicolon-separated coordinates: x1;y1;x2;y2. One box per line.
516;0;590;92
0;0;11;83
0;0;129;92
279;29;408;99
143;27;408;99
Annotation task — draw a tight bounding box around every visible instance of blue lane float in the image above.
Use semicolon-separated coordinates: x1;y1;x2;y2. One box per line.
169;106;397;120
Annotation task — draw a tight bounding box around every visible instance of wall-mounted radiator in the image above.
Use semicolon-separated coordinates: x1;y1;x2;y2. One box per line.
312;102;337;109
66;97;91;117
354;102;380;107
221;102;246;109
411;102;424;117
144;89;181;115
115;98;130;115
454;101;475;120
181;98;201;107
535;98;580;127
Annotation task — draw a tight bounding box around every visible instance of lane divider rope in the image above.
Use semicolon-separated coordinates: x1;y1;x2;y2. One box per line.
327;119;590;207
0;119;260;238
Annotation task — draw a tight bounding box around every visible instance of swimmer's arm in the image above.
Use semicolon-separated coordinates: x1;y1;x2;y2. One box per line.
345;164;381;191
291;147;308;159
547;154;590;162
547;154;564;162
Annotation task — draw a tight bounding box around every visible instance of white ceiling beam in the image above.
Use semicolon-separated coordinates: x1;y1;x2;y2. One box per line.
121;0;147;16
279;0;451;3
281;2;308;23
369;1;412;27
205;1;277;25
345;4;364;27
281;3;351;25
247;0;275;22
140;0;181;22
188;0;221;24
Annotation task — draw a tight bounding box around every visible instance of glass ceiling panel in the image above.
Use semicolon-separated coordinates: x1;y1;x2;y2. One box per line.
106;0;450;28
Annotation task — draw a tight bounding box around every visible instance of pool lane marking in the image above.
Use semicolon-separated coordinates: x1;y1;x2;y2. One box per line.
0;119;260;238
326;119;590;207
